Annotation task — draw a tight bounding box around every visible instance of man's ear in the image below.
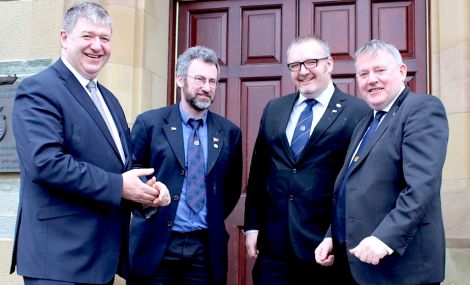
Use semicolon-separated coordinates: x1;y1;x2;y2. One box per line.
60;29;68;49
399;63;408;80
176;75;184;88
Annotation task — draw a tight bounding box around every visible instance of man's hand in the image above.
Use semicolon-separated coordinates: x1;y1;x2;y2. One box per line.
149;180;171;207
121;168;160;207
315;237;335;266
349;236;388;265
245;231;259;258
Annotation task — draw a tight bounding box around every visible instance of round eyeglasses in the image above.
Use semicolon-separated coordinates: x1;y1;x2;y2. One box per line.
186;74;218;88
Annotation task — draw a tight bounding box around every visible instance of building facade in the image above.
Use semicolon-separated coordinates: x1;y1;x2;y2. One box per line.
0;0;468;284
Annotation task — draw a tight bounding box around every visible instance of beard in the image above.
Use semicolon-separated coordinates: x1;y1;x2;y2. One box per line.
182;85;213;111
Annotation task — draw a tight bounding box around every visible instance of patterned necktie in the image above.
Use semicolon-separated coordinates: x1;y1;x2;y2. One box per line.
290;99;317;161
334;110;386;243
349;111;386;167
186;118;206;213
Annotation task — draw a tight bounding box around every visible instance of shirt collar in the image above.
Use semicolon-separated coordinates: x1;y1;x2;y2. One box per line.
296;81;334;108
178;102;208;126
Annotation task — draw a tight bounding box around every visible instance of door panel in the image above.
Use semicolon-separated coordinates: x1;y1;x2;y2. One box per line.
173;1;428;284
299;0;427;94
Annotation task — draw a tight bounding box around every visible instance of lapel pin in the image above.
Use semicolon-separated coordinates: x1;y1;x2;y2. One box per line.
213;144;219;149
213;137;219;142
332;109;338;113
171;127;177;131
336;103;342;108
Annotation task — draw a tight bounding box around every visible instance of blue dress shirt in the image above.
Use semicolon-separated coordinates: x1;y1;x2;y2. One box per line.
172;103;209;232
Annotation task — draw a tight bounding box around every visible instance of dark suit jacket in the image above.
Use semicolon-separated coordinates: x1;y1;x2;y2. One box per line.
128;103;242;285
332;88;448;284
244;86;370;260
11;59;133;283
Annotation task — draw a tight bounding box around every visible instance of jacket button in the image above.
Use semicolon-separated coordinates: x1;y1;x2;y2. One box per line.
292;168;297;173
180;169;185;176
167;220;173;227
289;195;294;201
173;195;179;201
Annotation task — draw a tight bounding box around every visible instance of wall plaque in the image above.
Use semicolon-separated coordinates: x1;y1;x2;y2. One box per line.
0;80;20;172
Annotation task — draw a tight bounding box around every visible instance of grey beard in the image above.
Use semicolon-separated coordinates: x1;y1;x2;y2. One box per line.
191;97;212;111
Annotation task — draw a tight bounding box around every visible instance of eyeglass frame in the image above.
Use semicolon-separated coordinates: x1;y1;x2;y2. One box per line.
286;57;330;72
185;74;219;88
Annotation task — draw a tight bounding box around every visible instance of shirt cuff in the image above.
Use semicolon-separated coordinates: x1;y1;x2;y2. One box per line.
244;229;259;236
371;235;394;255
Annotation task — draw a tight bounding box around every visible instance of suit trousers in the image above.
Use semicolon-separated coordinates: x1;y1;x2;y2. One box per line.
332;241;358;285
128;230;213;285
253;244;334;285
24;277;114;285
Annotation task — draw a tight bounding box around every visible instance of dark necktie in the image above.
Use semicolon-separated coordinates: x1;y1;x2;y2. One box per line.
334;111;386;243
290;99;317;161
186;119;206;213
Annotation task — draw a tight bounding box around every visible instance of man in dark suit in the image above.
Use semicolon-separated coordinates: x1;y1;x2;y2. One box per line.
315;39;448;285
243;34;370;284
127;46;242;285
10;2;169;285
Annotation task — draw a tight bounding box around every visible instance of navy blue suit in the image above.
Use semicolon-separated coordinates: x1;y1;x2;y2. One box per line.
11;59;132;283
128;103;242;285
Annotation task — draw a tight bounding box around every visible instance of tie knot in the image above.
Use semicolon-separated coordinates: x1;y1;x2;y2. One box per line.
304;99;317;108
86;80;97;91
188;118;202;130
374;111;386;121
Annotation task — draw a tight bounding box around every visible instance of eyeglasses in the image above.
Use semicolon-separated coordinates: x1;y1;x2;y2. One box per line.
287;57;329;71
186;74;218;88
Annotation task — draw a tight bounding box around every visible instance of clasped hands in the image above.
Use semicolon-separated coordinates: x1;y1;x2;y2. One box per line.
315;236;389;266
121;168;171;207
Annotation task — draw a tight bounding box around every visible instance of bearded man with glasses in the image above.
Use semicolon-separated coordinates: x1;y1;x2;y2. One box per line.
127;46;242;285
244;34;370;285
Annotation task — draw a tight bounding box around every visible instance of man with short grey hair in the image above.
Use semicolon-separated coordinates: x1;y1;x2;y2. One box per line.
316;39;448;285
11;2;169;284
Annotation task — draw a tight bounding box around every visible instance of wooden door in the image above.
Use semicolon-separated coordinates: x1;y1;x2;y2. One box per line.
171;1;428;284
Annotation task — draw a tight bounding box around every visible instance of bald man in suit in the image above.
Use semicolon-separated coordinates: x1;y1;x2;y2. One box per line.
244;34;370;284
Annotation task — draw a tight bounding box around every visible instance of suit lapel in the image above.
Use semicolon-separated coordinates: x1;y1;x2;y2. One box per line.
305;87;346;149
55;60;123;164
100;86;131;166
163;105;185;169
349;88;410;172
206;112;223;174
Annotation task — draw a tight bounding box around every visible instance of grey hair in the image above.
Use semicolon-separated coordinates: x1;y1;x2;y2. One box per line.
176;46;220;79
355;39;403;66
287;34;331;58
63;2;112;33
